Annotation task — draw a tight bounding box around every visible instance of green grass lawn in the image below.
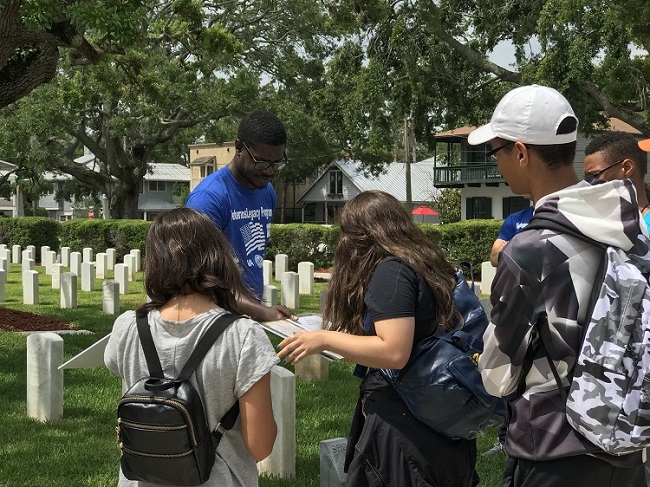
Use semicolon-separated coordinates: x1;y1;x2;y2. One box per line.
0;264;507;486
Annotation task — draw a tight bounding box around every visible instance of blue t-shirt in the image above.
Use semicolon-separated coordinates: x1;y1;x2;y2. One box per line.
186;166;276;300
497;206;534;241
644;211;650;230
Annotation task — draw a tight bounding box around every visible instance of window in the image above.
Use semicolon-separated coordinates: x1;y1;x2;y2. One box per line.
466;197;492;219
148;181;166;192
206;165;214;176
502;197;531;218
329;169;343;195
200;166;206;178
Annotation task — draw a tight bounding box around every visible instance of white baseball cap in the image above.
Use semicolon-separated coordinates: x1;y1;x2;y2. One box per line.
468;84;578;146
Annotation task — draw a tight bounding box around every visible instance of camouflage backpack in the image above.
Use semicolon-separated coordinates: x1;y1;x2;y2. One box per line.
526;218;650;455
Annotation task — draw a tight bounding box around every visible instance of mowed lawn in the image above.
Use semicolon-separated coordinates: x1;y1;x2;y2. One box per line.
0;264;507;486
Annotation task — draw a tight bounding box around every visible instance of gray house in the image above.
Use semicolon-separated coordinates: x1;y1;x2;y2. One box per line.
137;163;190;221
297;160;439;223
40;153;189;221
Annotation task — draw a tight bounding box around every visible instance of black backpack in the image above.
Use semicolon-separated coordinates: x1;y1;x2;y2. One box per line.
116;312;240;485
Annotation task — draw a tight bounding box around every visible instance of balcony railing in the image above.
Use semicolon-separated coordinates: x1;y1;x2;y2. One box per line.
433;163;505;186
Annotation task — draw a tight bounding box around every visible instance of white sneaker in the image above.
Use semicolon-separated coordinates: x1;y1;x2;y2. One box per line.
482;440;505;457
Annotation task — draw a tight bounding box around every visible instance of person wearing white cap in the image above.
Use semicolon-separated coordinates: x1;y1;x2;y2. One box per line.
470;85;645;486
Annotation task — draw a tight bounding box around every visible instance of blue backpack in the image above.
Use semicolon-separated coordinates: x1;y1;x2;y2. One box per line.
381;263;507;440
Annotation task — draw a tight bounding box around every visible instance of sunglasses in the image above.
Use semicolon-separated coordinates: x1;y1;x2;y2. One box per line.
585;159;625;179
485;141;515;163
242;142;288;171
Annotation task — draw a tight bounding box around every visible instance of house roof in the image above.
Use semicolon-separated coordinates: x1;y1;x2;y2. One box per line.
434;126;475;138
43;159;189;182
594;118;642;134
0;159;17;178
146;163;189;182
138;198;179;211
297;160;438;204
190;156;216;166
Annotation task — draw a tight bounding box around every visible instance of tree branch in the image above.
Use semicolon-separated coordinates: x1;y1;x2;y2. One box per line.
581;81;650;136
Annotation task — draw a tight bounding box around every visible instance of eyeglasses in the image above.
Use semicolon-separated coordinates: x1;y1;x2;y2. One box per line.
242;142;288;171
485;141;515;163
585;159;625;179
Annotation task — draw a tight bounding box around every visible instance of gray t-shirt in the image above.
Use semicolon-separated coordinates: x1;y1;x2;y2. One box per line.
104;307;279;487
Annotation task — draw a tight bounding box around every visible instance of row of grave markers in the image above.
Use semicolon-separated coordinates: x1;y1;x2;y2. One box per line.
0;244;143;313
261;254;317;309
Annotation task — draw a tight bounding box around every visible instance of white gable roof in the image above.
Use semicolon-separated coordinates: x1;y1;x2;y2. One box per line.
298;160;438;204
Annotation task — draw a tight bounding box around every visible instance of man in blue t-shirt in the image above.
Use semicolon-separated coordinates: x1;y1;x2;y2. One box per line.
489;202;534;267
186;111;295;322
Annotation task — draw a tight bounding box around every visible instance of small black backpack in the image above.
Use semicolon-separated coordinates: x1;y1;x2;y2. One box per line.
116;312;240;485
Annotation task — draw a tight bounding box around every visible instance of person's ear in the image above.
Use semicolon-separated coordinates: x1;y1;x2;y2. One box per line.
621;159;635;177
514;141;529;168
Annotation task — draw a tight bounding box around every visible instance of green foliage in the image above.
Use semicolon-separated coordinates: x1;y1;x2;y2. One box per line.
266;221;499;278
106;220;150;261
422;220;503;277
266;224;340;271
60;219;150;260
59;219;113;255
434;188;462;224
0;217;60;259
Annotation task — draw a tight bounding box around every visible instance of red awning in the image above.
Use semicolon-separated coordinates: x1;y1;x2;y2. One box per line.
411;205;438;216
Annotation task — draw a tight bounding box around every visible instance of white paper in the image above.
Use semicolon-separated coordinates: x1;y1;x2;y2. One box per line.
58;334;110;370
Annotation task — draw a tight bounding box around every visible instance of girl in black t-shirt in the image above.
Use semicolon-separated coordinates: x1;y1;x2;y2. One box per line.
278;190;478;487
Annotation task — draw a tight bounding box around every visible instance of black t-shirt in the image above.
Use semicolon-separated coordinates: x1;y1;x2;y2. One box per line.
363;257;437;345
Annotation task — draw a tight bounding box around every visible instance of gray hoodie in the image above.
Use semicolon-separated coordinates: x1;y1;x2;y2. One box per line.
479;178;645;465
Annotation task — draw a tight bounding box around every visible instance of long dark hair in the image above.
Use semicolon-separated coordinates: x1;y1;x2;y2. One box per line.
136;208;251;314
323;191;457;335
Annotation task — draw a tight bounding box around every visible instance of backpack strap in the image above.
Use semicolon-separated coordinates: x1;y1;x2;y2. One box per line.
176;313;241;382
136;311;243;444
136;312;164;379
515;217;608;401
524;217;605;249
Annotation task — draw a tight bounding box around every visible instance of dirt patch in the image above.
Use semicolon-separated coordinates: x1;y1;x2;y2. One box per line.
0;307;77;332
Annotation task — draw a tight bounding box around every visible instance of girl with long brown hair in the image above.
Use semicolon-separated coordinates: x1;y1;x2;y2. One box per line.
278;191;478;486
105;208;278;487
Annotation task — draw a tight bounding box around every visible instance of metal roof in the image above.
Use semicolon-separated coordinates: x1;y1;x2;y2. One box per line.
146;163;189;182
138;198;180;211
43;160;189;182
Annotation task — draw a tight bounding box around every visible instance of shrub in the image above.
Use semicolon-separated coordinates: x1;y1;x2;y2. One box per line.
0;217;61;261
107;220;150;261
60;219;114;254
421;220;503;279
266;224;339;271
60;219;150;261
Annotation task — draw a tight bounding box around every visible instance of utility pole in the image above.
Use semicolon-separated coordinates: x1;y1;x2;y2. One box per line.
404;114;416;211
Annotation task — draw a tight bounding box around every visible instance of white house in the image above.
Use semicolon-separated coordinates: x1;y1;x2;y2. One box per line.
297;160;439;223
0;160;21;217
431;119;647;220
